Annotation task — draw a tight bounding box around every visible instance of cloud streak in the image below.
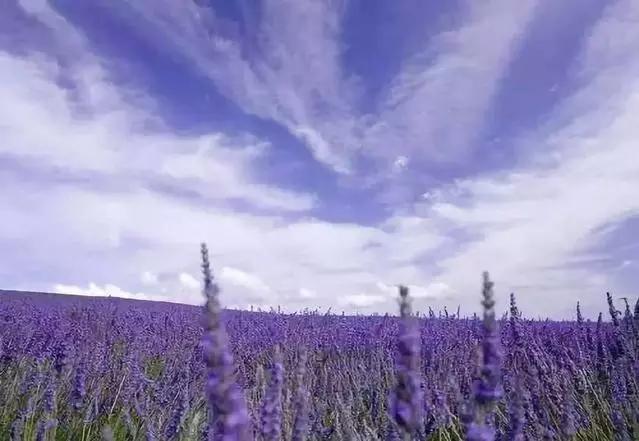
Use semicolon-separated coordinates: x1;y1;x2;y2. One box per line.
0;2;314;212
411;0;639;317
367;0;539;165
104;0;540;177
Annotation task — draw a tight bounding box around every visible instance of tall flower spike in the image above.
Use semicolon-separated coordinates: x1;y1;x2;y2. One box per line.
292;348;310;441
477;272;502;406
509;293;521;344
607;292;620;326
200;243;251;441
509;293;519;319
576;301;583;325
621;298;635;337
165;390;187;440
605;293;629;361
466;272;502;441
506;381;525;441
389;285;423;440
72;355;86;411
260;345;284;441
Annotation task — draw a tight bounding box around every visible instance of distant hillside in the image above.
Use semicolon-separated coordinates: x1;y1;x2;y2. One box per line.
0;288;198;310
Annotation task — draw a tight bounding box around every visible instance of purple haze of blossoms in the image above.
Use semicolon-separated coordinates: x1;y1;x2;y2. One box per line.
200;243;251;441
1;250;638;439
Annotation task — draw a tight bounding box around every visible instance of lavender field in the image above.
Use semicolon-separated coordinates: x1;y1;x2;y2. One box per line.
3;0;639;439
0;245;637;441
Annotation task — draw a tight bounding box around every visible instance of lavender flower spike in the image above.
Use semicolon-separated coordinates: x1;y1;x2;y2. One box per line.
477;272;502;407
260;345;285;441
466;272;503;441
506;385;525;441
389;285;423;440
200;243;251;441
292;347;310;441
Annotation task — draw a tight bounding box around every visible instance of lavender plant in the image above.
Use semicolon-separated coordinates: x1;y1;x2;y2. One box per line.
464;272;502;441
388;285;423;440
200;243;251;441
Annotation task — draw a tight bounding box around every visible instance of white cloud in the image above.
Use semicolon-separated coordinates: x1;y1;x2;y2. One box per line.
298;288;317;299
410;282;454;300
141;271;159;286
409;0;639;317
0;3;314;213
94;0;533;176
53;282;161;302
112;0;359;174
392;156;409;173
338;294;386;308
219;267;272;296
178;272;200;290
375;281;453;300
291;126;352;174
1;180;448;312
366;0;539;165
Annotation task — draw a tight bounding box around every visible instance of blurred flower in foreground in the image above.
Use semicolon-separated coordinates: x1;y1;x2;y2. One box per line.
200;243;251;441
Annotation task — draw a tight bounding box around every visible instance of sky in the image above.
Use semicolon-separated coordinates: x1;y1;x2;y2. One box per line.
1;0;638;318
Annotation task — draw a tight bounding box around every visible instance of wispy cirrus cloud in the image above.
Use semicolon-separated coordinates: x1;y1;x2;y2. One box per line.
408;0;639;317
366;0;539;165
101;0;541;178
0;2;314;213
110;0;358;173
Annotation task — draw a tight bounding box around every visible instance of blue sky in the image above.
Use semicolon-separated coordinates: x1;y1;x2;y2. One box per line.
1;0;638;318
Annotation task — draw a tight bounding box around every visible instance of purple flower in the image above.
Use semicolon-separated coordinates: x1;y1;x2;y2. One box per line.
389;285;423;438
465;423;495;441
576;301;584;325
52;338;72;375
560;395;577;438
612;407;631;441
43;376;57;414
200;243;251;441
476;273;502;406
19;365;38;395
146;423;157;441
36;418;57;441
260;346;284;440
465;272;502;441
166;391;187;439
506;382;525;441
385;422;402;441
11;396;35;441
292;348;310;441
607;292;621;326
72;355;86;411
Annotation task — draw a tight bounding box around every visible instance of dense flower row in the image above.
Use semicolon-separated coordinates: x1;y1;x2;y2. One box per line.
0;245;637;440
